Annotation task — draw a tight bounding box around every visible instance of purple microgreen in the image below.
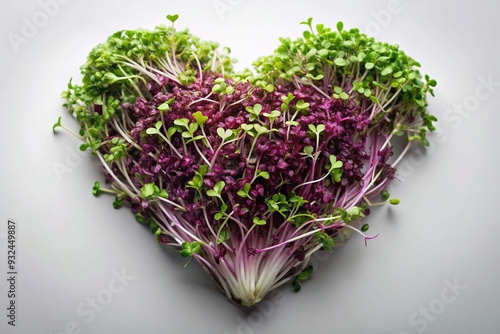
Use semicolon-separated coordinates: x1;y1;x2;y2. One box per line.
57;16;437;307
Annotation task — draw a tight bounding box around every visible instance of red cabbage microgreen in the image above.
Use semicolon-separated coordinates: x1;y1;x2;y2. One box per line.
54;16;436;306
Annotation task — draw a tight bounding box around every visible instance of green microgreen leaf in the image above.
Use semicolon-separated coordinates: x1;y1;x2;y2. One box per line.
297;265;313;281
157;189;168;199
167;126;177;139
303;145;314;157
241;123;254;136
389;198;400;205
146;121;162;135
292;280;301;293
295;99;310;111
166;14;179;23
112;195;124;209
52;116;62;133
253;217;266;226
308;123;325;135
180;241;203;258
253;124;269;135
334;58;347;67
206;189;218;197
318;49;329;57
381;190;390;200
381;67;393;76
217;127;233;141
265;193;290;217
314;232;335;251
237;183;252;199
263;109;281;119
92;181;100;196
218;228;229;244
339;92;349;100
135;213;146;224
257;170;270;180
213;180;225;193
264;84;275;92
145;128;158;135
207;181;225;199
327;155;343;183
158;97;175;111
141;183;156;198
300;17;314;32
246;103;262;121
285;120;299;127
193;111;208;126
173;118;189;129
154;227;162;242
336;21;344;32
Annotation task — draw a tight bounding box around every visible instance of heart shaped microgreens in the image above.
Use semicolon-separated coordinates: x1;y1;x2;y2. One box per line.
55;16;436;306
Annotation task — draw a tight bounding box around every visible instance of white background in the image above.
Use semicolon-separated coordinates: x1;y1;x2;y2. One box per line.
1;0;499;333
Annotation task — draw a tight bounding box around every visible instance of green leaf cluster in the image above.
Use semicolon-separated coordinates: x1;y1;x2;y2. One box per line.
180;241;203;257
140;183;168;199
292;265;313;292
252;18;437;145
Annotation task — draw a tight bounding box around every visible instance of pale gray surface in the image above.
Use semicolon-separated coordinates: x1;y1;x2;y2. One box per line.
1;0;499;333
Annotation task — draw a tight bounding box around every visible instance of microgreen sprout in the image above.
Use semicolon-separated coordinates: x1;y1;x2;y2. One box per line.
56;16;436;307
92;181;120;197
180;241;203;267
291;265;313;292
206;181;225;201
389;198;400;205
237;183;252;200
